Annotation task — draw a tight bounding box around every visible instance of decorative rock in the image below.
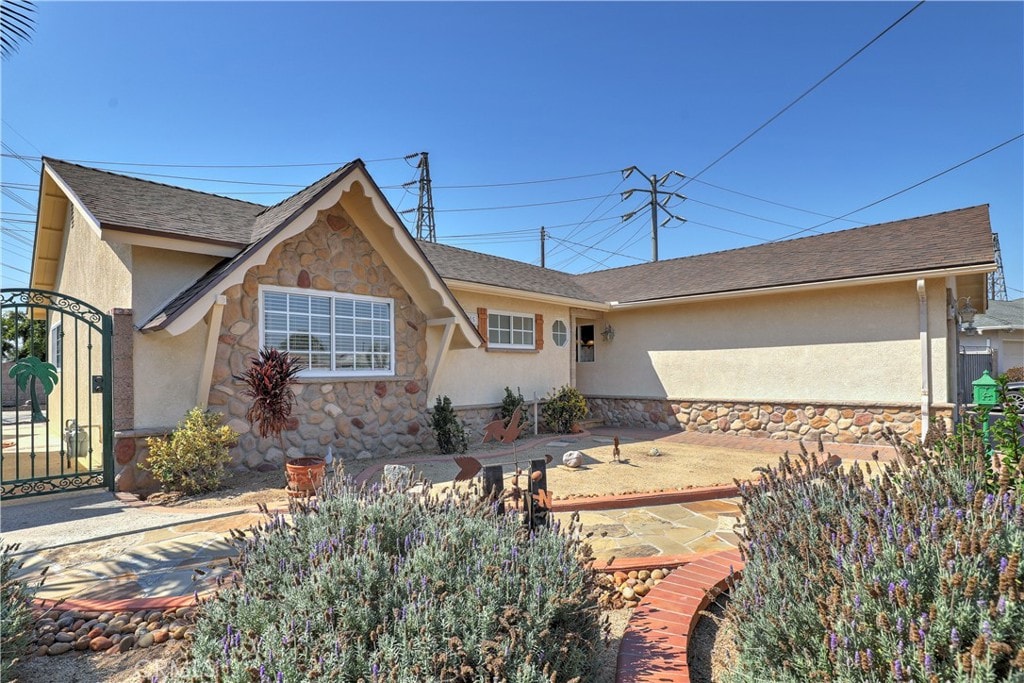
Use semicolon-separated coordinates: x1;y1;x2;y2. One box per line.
54;632;75;643
152;629;170;644
74;636;91;650
382;464;413;489
118;636;136;653
137;632;155;648
171;626;188;640
562;451;583;468
39;634;56;647
651;569;665;580
620;586;636;600
48;642;73;656
89;636;113;652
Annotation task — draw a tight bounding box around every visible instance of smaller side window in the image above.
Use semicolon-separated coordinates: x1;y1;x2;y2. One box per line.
577;324;595;363
51;323;63;370
552;320;568;347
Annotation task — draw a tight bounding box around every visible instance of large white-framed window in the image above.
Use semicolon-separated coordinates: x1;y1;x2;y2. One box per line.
487;310;535;349
260;286;394;376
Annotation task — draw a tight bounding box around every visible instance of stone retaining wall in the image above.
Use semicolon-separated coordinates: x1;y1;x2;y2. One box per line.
587;396;952;445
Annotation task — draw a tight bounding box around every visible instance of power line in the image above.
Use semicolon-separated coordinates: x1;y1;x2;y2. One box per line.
771;132;1024;241
429;191;622;213
0;262;30;275
686;177;866;226
682;1;926;186
429;169;620;189
0;152;412;168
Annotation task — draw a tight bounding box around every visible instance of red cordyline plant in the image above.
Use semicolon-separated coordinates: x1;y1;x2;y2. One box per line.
236;347;300;442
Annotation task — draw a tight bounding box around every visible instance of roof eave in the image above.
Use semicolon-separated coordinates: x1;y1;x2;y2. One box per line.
608;262;997;310
443;278;608;311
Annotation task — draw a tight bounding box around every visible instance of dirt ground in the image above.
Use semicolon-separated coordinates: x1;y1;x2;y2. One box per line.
138;435;784;512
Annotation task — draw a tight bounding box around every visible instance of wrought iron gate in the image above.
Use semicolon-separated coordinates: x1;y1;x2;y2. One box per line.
1;288;113;498
959;345;994;406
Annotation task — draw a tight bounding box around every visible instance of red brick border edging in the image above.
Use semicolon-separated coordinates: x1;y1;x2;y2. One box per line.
615;549;744;683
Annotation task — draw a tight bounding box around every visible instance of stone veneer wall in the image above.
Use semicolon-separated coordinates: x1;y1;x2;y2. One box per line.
208;204;431;468
587;397;953;445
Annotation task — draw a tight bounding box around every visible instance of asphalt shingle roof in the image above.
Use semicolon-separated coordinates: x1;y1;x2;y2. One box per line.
975;297;1024;330
44;158;264;245
44;158;997;329
417;240;603;304
573;205;996;303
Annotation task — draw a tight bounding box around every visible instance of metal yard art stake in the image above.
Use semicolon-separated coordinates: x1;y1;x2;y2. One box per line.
452;407;552;527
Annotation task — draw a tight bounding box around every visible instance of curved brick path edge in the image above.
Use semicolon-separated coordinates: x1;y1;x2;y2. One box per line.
616;549;744;683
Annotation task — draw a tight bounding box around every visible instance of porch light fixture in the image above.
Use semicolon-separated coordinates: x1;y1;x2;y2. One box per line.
955;297;978;336
601;324;615;342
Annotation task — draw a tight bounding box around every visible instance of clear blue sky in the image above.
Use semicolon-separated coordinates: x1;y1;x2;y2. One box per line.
2;1;1022;298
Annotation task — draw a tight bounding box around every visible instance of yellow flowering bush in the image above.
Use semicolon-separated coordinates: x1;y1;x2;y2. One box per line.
142;408;238;494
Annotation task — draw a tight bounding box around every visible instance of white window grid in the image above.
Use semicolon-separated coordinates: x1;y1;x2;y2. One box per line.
260;286;394;376
551;319;568;347
487;311;535;349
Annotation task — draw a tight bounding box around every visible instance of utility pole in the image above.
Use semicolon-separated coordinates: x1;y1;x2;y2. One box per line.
540;226;546;268
400;152;436;241
621;166;686;262
989;233;1008;301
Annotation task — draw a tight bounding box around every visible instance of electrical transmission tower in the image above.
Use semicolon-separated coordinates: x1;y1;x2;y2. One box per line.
989;233;1008;301
621;166;687;262
400;152;436;241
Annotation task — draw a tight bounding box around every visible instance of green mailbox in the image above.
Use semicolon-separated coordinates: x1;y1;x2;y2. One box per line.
972;370;999;407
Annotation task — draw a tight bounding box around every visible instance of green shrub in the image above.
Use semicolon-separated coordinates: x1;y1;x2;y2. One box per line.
171;479;605;682
724;419;1024;682
1;543;34;679
500;385;528;436
428;395;468;454
142;408;239;494
542;384;588;434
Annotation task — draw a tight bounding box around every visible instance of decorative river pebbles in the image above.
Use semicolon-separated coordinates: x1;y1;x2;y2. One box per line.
597;567;673;609
25;607;195;659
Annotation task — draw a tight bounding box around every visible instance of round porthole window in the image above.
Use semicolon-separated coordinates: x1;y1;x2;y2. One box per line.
552;320;568;347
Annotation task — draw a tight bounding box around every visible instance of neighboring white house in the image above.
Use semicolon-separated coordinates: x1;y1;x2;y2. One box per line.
27;158;997;492
961;297;1024;375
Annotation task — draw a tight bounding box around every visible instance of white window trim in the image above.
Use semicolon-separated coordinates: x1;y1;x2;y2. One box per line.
487;309;536;350
551;319;568;348
258;285;396;378
50;323;63;370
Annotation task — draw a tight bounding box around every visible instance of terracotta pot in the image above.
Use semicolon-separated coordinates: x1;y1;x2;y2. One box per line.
285;458;326;495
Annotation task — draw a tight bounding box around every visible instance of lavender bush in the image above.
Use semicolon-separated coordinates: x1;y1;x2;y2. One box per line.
172;477;604;682
1;543;34;679
725;405;1024;682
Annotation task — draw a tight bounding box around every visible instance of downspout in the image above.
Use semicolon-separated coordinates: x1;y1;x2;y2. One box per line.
917;279;930;442
196;295;227;409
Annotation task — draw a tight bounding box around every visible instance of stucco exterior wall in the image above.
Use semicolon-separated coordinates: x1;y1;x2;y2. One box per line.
429;289;573;409
130;247;222;321
128;246;221;430
577;279;951;405
46;205;131;453
207;203;430;467
973;330;1024;375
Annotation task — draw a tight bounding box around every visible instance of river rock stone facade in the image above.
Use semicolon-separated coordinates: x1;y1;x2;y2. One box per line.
587;397;953;445
207;203;431;468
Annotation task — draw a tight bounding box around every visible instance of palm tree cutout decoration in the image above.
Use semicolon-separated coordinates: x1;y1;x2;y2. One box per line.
8;356;58;423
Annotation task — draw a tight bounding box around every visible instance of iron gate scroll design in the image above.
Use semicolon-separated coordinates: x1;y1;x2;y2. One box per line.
1;288;114;498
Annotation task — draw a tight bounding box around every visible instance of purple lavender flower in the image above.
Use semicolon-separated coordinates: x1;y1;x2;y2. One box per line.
982;620;992;638
893;659;904;680
829;632;838;651
853;594;861;609
866;648;873;667
1001;556;1010;573
951;627;960;648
